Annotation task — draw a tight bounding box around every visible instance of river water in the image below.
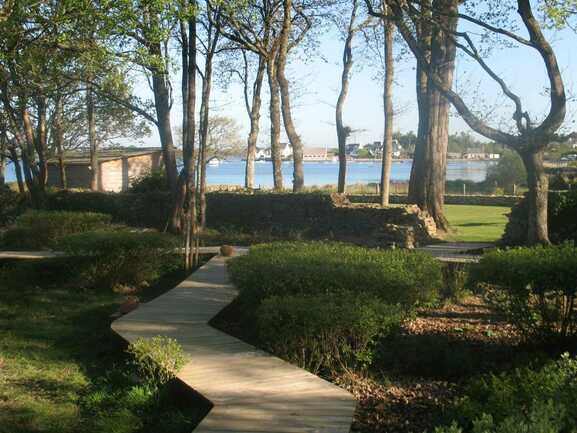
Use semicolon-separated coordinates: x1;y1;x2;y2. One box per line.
3;159;493;188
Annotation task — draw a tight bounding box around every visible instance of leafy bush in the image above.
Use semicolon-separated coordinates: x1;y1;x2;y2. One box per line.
129;170;169;193
229;241;442;307
470;243;577;340
1;210;112;249
126;336;188;387
502;189;577;245
434;354;577;433
0;185;24;226
59;231;180;289
256;292;406;374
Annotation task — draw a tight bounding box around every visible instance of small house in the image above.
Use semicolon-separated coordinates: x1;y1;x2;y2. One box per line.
303;147;328;161
47;148;163;192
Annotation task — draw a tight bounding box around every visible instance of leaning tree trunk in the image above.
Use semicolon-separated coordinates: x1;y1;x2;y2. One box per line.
87;85;99;191
267;54;284;191
380;16;394;206
245;56;266;190
521;149;550;244
276;0;304;192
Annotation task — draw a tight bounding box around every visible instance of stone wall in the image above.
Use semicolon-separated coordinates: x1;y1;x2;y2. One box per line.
46;191;438;248
348;194;521;207
206;192;437;248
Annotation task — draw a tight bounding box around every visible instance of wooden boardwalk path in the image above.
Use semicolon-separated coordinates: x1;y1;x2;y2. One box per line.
417;242;494;263
111;253;356;433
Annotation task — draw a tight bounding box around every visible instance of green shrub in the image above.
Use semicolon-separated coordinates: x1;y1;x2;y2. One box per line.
256;292;406;374
470;243;577;340
229;241;442;307
1;210;112;249
59;231;180;289
129;170;169;193
434;354;577;433
126;336;188;387
502;189;577;245
0;185;24;226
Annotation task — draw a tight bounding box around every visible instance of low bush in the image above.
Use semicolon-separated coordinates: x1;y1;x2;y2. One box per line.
256;292;406;374
59;231;180;290
229;241;442;307
470;243;577;341
127;336;188;387
129;170;169;193
502;189;577;245
434;353;577;433
0;185;24;226
1;210;112;249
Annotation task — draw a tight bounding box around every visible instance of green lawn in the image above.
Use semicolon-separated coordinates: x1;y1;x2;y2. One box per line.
0;258;202;433
444;204;511;242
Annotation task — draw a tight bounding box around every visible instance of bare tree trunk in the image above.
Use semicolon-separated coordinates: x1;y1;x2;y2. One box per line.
53;95;67;189
35;97;48;189
245;55;266;190
0;153;5;186
521;149;550;244
267;52;283;191
87;85;99;191
182;11;198;269
336;1;359;194
380;16;394;206
276;0;304;192
151;57;178;194
8;146;24;194
408;0;431;206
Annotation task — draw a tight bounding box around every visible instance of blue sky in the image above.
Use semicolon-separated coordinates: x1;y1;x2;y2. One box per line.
136;12;576;150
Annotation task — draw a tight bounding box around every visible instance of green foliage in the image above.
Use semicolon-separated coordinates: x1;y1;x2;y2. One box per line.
470;243;577;340
59;230;180;289
126;336;188;388
0;210;113;249
229;241;442;307
502;190;577;245
129;169;169;193
0;184;24;226
434;354;577;433
486;151;526;193
256;292;406;374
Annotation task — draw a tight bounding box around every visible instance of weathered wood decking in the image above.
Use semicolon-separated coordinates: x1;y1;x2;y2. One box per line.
417;242;495;263
111;253;357;433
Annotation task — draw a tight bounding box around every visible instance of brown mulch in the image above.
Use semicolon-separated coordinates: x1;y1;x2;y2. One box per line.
339;296;521;433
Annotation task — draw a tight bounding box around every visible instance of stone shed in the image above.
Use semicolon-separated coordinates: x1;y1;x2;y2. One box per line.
47;148;163;192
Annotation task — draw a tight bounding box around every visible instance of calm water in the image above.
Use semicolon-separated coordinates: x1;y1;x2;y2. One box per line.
4;159;493;188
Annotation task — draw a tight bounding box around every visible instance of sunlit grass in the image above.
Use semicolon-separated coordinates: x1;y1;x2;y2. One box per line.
444;205;511;242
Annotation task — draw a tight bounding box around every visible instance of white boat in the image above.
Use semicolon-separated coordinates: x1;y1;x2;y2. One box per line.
207;157;221;166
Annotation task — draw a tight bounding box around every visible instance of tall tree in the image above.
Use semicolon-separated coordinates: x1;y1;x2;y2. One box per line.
380;6;394;206
381;0;569;244
335;0;369;193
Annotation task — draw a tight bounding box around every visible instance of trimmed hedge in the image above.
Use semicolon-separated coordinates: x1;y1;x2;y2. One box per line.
1;210;113;250
229;241;442;307
256;292;406;374
470;243;577;341
502;189;577;245
59;231;180;289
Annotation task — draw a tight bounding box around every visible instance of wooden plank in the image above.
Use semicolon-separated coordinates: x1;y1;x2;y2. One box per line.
111;252;356;433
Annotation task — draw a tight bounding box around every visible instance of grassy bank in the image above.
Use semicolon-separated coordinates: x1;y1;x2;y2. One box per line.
0;258;204;433
445;205;511;242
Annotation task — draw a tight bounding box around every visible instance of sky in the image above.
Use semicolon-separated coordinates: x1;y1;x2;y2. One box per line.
133;7;577;151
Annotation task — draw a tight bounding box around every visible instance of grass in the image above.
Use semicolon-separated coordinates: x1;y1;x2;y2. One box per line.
0;258;205;433
444;204;511;242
